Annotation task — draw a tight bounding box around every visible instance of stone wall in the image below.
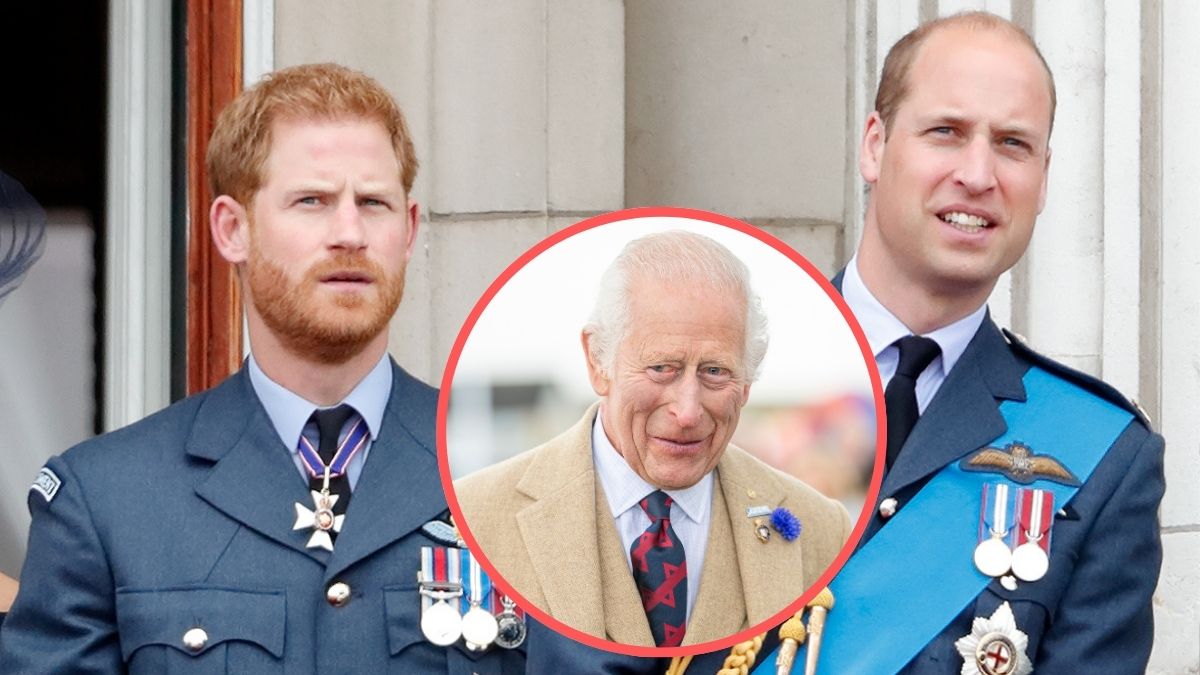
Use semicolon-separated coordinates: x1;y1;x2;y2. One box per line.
272;1;1198;670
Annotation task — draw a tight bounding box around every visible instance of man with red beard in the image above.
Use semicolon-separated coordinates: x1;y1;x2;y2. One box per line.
0;64;527;674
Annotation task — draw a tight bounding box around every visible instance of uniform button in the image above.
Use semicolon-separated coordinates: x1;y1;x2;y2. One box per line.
326;581;352;607
182;627;208;652
878;497;898;519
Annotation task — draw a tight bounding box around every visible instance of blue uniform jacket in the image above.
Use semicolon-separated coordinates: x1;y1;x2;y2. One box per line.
527;315;1165;674
0;362;527;674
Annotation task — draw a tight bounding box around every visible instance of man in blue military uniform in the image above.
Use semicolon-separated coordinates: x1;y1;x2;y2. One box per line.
0;64;527;673
529;11;1165;674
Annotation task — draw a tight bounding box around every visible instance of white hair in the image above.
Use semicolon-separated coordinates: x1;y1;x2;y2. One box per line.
582;230;769;381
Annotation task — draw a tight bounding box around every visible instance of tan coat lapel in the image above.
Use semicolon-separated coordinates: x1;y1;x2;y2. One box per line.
595;476;655;645
684;476;747;644
715;446;811;625
511;405;607;636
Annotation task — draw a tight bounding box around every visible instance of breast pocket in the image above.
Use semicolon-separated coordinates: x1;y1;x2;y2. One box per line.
382;584;527;675
115;586;285;674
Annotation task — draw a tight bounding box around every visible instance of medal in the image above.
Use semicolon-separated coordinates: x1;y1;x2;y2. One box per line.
1010;543;1048;582
290;418;368;551
493;594;527;649
459;550;498;649
752;517;771;543
973;537;1012;578
974;483;1014;578
954;602;1033;675
974;632;1019;675
422;600;462;646
1011;488;1053;582
419;546;463;646
292;469;344;551
747;506;772;543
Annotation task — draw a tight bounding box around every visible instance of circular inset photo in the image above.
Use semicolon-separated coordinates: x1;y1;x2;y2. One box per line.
438;207;883;656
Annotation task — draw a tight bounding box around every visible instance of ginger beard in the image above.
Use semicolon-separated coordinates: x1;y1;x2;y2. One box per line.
245;242;406;365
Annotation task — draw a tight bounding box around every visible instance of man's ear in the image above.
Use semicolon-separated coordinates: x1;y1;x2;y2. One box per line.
581;330;610;396
210;195;251;265
1037;146;1052;213
402;198;420;262
859;111;887;185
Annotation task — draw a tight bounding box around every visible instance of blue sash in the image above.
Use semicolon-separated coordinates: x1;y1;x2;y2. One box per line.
752;366;1133;674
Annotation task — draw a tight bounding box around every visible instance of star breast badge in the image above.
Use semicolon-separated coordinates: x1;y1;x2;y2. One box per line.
961;442;1080;486
954;602;1033;675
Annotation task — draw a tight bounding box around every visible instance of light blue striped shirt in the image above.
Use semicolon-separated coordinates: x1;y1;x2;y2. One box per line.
591;409;712;624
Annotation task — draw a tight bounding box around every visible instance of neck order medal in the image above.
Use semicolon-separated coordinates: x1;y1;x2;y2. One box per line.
293;468;344;551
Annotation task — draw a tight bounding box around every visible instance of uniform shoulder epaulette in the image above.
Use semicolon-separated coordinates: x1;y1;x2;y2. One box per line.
1001;328;1152;429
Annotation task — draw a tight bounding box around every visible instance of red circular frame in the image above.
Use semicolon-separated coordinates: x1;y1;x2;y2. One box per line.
437;206;886;658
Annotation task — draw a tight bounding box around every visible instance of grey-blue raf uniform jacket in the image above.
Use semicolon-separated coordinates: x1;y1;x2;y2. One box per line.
0;362;527;674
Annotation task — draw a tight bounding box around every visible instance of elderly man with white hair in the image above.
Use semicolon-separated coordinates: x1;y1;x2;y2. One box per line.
454;230;851;648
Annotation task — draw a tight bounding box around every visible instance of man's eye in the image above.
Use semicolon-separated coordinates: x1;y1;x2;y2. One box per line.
701;366;732;381
647;365;679;380
929;126;955;135
296;196;321;206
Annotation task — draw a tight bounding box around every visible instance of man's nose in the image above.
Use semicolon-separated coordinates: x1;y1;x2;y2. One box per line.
667;374;704;428
954;135;999;194
329;197;367;250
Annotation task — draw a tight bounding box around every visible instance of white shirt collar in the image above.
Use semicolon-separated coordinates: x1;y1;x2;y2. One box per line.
246;352;392;451
590;408;713;527
843;254;985;375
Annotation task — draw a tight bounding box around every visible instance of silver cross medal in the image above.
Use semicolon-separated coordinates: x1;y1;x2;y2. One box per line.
293;466;344;551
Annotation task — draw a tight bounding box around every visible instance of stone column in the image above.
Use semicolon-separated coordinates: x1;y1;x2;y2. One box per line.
273;0;625;384
1154;2;1200;671
624;0;848;274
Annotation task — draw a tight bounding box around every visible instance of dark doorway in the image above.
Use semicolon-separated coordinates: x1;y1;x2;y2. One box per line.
0;1;108;431
0;2;108;577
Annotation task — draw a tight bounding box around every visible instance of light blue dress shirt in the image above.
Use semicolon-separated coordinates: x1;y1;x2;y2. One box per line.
842;255;986;413
246;352;392;490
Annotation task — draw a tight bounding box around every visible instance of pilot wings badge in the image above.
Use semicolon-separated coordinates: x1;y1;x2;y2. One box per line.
960;442;1080;486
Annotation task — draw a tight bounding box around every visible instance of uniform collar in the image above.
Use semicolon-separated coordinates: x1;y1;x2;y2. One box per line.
843;254;985;376
246;351;392;451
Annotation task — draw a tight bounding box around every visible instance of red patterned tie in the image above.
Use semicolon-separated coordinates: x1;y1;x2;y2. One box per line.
629;490;688;647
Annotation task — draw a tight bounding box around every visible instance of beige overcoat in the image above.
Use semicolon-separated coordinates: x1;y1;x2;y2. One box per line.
453;404;852;647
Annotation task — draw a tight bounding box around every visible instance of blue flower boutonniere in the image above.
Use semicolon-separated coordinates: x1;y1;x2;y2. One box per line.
771;507;802;541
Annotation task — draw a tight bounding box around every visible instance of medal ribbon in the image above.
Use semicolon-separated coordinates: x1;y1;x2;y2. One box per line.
978;482;1014;542
420;546;462;611
297;416;369;479
493;590;524;619
460;550;492;614
751;366;1134;674
1015;488;1054;551
420;546;434;614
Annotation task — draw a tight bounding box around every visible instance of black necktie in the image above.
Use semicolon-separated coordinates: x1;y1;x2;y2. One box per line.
629;490;688;647
307;404;357;518
884;336;941;469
